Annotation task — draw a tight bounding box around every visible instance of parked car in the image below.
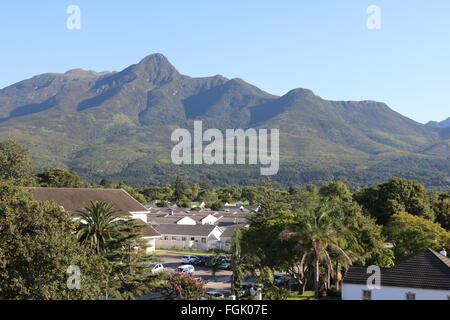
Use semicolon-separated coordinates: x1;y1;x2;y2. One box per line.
274;274;297;286
205;291;225;299
181;255;197;264
192;256;209;266
176;265;195;275
149;263;165;274
219;261;231;270
205;256;227;268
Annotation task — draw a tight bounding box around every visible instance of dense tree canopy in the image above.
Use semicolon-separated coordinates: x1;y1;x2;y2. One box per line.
354;177;435;225
37;168;85;188
384;211;450;262
0;140;36;186
0;182;108;299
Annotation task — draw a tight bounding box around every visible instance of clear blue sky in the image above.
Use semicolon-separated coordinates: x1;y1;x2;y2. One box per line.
0;0;449;123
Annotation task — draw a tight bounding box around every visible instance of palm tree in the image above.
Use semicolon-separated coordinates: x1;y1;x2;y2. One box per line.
76;201;120;254
287;207;352;299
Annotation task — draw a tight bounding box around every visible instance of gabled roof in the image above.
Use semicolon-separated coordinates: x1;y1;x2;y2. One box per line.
155;224;221;237
25;187;149;217
344;249;450;291
221;224;248;238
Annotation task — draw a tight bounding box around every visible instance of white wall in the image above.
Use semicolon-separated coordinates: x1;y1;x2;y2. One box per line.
342;283;450;300
130;212;149;223
177;217;197;225
142;238;156;253
201;214;218;225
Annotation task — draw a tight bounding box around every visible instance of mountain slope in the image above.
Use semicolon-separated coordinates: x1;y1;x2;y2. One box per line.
0;53;448;188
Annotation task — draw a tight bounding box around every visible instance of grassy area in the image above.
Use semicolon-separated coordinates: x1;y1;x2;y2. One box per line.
287;291;315;300
154;249;222;256
287;291;340;300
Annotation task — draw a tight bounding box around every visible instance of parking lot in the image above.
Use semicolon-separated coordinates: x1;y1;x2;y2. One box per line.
155;252;232;294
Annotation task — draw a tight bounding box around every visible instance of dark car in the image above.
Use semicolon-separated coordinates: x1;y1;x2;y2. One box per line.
192;256;209;266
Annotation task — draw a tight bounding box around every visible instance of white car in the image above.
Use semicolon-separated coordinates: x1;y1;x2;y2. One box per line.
181;255;197;264
176;265;195;275
149;263;165;274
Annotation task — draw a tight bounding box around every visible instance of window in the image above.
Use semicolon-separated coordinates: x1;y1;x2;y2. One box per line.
362;290;372;300
182;237;186;241
164;236;168;241
191;237;195;241
201;238;207;244
172;236;178;241
406;292;416;300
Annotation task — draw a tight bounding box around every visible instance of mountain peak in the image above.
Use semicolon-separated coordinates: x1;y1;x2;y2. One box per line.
285;88;316;99
133;53;180;84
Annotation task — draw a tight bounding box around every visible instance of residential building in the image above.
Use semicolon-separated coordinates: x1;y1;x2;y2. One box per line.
25;187;161;252
154;224;223;251
342;249;450;300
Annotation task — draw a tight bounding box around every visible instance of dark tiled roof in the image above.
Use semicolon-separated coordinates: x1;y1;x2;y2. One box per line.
142;225;161;238
26;187;149;217
221;225;247;238
344;249;450;291
154;224;220;237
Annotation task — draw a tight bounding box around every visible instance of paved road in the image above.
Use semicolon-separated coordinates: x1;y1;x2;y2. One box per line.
155;252;232;294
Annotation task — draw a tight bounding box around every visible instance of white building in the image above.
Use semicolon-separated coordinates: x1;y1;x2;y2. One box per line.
154;224;223;251
342;248;450;300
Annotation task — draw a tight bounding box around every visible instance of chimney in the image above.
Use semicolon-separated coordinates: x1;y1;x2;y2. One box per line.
439;248;447;257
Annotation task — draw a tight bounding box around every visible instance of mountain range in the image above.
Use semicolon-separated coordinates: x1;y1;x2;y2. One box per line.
0;53;449;189
427;118;450;128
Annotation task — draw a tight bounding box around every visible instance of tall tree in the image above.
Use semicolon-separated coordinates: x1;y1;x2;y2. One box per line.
230;229;244;298
384;211;450;262
0;140;36;186
285;208;352;299
37;168;84;188
354;177;435;224
105;219;160;299
172;176;187;202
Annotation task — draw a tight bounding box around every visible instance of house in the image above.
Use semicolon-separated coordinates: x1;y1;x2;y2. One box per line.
342;249;450;300
25;187;161;252
216;224;248;251
191;201;206;209
154;224;223;251
147;207;254;227
176;216;197;225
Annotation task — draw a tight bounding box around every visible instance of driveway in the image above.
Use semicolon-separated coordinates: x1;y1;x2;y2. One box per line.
155;252;232;294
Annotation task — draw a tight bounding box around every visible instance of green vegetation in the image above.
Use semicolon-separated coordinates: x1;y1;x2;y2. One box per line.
0;182;108;299
0;54;448;189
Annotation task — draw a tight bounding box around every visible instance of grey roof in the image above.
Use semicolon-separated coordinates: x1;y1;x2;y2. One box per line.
154;224;220;237
26;187;149;217
220;225;247;238
343;249;450;291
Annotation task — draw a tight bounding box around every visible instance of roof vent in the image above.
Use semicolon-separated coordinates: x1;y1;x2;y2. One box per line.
440;248;447;257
